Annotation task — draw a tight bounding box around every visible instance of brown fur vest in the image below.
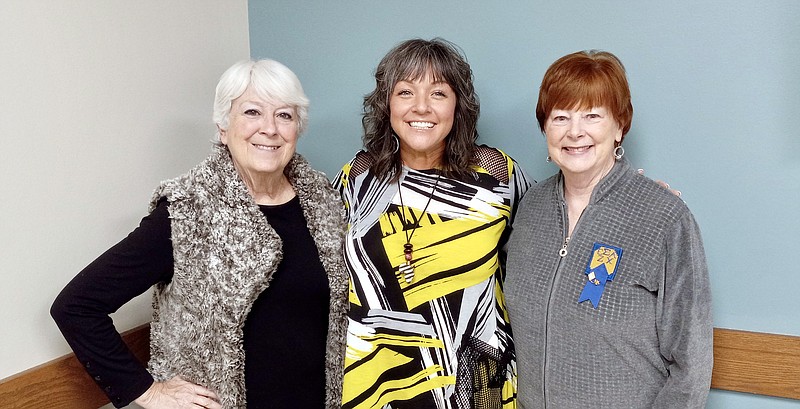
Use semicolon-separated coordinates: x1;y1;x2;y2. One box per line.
147;146;348;408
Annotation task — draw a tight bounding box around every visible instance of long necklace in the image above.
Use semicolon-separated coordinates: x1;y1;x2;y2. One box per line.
397;171;442;283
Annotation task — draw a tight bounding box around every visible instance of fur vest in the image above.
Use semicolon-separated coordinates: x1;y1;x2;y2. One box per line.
146;146;348;408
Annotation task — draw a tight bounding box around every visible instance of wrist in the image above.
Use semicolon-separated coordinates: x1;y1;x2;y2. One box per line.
134;381;157;405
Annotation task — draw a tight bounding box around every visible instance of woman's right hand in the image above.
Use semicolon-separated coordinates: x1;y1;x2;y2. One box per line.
134;376;221;409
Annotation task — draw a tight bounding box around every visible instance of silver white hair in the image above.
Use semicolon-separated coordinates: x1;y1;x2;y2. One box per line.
212;59;309;141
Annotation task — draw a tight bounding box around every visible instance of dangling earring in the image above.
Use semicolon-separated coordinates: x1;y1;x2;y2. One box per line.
391;133;400;154
546;155;552;162
614;145;625;160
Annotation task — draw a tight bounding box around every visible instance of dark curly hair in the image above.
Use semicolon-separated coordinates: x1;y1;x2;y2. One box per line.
362;38;480;181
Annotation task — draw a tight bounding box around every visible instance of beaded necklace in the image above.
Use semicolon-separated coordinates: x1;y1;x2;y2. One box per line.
397;171;442;283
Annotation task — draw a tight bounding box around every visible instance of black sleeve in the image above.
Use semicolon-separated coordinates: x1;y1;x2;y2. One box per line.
50;199;174;408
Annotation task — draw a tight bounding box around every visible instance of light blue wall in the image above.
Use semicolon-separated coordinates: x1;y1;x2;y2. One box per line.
248;1;800;407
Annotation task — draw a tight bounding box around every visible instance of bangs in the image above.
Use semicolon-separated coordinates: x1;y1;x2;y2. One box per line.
391;46;453;85
250;72;301;108
547;66;621;112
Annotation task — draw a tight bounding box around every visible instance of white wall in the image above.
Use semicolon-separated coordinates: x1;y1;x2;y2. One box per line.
0;0;250;383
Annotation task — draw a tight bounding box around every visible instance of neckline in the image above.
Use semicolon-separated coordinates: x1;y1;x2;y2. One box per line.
401;164;442;174
258;194;299;209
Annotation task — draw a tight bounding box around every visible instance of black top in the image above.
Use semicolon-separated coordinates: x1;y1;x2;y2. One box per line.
51;196;329;408
246;196;329;409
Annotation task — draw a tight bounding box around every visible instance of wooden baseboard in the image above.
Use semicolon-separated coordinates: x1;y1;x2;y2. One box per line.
1;325;798;408
711;327;800;399
0;324;150;409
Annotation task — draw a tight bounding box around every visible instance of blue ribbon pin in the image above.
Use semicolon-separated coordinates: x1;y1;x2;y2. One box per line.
578;242;623;308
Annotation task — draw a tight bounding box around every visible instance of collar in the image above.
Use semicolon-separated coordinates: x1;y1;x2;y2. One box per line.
556;157;633;206
205;145;316;209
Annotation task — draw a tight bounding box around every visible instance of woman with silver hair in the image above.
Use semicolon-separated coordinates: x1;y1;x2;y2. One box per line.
51;59;349;408
334;38;531;409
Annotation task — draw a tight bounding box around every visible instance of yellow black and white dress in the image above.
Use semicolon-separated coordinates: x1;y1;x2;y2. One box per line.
334;145;531;409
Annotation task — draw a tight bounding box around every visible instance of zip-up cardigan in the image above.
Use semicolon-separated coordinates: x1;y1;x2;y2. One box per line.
147;146;349;408
505;158;713;408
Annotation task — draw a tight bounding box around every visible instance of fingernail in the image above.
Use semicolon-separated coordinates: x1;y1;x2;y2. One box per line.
637;168;644;174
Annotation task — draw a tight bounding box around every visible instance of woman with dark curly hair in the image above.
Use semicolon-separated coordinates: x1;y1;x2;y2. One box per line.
334;38;531;409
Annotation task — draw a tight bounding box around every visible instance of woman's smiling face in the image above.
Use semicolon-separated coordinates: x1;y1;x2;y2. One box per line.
219;85;299;179
544;106;623;181
389;72;456;169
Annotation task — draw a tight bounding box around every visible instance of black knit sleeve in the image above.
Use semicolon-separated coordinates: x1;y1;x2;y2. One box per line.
50;199;174;408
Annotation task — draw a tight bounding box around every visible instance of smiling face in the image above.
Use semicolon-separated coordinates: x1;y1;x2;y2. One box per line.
219;85;299;181
389;73;456;169
544;106;623;183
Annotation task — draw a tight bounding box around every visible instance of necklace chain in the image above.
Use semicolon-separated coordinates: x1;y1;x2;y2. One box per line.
397;171;442;283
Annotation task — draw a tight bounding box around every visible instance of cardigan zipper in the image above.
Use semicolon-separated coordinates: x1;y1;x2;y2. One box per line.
542;199;571;408
543;198;590;408
559;236;570;257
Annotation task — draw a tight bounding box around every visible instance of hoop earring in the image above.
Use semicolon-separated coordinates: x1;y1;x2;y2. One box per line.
391;133;400;154
614;145;625;161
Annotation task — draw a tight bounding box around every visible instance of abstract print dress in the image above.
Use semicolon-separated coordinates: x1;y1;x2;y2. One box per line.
335;146;531;409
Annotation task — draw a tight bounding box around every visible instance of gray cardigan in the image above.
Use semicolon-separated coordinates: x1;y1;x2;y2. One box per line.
147;146;349;408
505;158;713;409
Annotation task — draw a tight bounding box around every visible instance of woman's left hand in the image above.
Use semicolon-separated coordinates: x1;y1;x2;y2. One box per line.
657;180;681;197
134;376;222;409
638;169;682;197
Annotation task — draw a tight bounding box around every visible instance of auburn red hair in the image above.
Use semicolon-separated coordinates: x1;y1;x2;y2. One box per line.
536;50;633;141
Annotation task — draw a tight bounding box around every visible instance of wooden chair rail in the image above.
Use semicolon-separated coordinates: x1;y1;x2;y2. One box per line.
1;326;798;408
0;324;150;409
711;327;800;399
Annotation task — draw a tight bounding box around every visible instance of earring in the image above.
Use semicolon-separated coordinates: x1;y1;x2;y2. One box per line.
546;156;552;162
391;133;400;154
614;146;625;160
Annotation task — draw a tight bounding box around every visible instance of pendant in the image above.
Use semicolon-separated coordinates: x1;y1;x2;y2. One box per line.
399;262;415;283
401;243;415;283
403;243;413;261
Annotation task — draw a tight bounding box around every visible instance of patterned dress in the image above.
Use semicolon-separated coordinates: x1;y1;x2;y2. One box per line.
334;146;531;409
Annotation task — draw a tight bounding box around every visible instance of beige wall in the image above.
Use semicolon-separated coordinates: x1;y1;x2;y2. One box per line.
0;1;250;381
